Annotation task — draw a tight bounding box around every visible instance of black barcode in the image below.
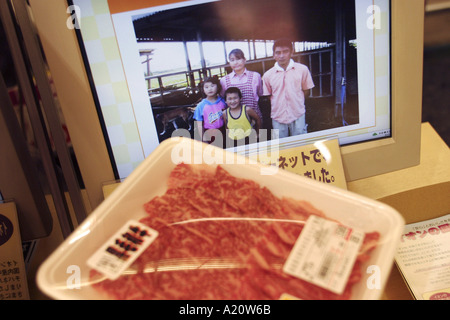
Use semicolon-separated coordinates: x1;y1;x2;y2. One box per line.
350;234;361;243
335;225;347;238
97;256;120;272
319;253;334;279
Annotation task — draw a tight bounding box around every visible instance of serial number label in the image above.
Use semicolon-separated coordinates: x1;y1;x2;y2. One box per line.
179;304;271;317
87;220;158;280
283;214;364;294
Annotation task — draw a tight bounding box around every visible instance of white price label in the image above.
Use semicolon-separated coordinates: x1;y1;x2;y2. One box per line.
283;215;364;295
87;220;158;280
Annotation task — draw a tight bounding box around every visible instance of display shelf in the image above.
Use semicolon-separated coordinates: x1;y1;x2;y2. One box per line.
348;122;450;300
348;122;450;200
27;122;450;300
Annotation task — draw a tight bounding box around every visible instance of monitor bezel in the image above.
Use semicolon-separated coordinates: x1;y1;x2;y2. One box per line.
28;0;424;209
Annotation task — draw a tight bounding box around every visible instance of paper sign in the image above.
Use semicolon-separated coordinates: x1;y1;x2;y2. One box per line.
0;202;30;300
395;214;450;300
102;181;121;199
261;139;347;189
422;288;450;300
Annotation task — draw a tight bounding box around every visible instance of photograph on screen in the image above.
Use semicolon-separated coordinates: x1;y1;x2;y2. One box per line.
130;0;358;148
72;0;391;178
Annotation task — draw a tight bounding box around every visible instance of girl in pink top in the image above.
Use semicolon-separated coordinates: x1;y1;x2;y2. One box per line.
193;76;226;144
220;49;263;124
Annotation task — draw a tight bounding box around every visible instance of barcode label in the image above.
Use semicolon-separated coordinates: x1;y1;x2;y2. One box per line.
283;215;364;295
87;220;158;280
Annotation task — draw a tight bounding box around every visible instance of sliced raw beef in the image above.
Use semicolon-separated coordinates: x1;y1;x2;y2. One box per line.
90;163;379;300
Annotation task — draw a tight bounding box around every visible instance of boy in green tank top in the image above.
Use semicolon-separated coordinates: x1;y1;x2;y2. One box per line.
222;87;261;143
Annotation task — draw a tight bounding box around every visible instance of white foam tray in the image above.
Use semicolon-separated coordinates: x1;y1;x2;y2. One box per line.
37;137;404;300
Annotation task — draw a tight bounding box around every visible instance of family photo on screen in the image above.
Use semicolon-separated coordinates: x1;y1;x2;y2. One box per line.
132;0;359;149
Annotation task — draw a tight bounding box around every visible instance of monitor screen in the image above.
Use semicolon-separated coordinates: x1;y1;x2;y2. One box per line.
68;0;391;179
29;0;423;209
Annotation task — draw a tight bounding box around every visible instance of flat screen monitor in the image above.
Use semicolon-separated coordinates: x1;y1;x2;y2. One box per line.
28;0;424;209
